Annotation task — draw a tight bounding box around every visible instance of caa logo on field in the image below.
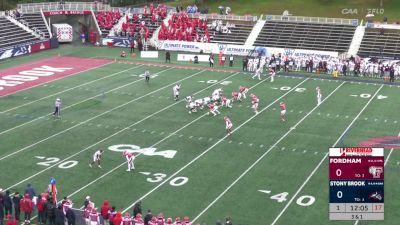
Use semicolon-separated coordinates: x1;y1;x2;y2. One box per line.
284;49;295;57
369;166;383;178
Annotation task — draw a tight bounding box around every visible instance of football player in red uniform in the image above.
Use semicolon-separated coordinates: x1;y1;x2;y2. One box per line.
221;96;232;108
239;85;249;99
231;92;242;102
123;151;135;171
280;102;286;122
208;103;221;116
251;94;259;114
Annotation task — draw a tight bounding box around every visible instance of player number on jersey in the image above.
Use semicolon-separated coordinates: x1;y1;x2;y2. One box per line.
280;86;306;92
36;156;78;169
145;172;188;187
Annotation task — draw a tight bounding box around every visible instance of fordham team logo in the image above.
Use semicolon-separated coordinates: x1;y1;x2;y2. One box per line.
369;166;383;178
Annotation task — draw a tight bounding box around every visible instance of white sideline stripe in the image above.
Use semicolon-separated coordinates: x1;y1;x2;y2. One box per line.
121;77;310;213
192;81;346;223
28;72;241;216
0;65;150;136
4;69;215;190
64;72;265;200
270;84;384;225
353;130;400;225
0;67;174;161
1;68;198;168
0;61;132;113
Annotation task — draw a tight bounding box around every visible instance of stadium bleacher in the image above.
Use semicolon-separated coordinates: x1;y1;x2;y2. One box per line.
0;16;40;49
358;28;400;58
255;20;356;52
208;20;254;45
95;11;122;37
17;13;51;38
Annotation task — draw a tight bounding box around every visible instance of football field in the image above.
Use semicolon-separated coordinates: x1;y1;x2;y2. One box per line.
0;54;399;225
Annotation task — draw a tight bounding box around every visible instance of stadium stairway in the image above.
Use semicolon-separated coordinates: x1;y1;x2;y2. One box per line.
17;13;51;38
245;17;266;46
347;25;365;57
0;16;41;49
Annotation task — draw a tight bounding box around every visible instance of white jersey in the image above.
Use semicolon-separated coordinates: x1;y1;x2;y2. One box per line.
55;99;61;107
173;85;180;95
93;150;102;161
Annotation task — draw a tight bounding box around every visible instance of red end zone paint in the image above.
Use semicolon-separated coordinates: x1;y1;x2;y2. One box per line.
0;56;112;96
359;136;400;149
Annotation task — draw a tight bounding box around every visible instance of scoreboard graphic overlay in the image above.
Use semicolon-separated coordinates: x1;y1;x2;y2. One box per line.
329;147;384;220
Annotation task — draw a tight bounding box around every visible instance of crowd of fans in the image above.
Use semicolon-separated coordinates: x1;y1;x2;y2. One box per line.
96;11;122;30
158;12;210;42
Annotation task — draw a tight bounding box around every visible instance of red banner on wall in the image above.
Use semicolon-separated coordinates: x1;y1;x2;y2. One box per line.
43;10;92;16
31;40;51;53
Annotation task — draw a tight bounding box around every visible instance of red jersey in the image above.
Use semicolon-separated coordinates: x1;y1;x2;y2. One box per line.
89;212;99;223
208;104;215;110
280;103;286;110
232;92;239;98
239;86;248;93
122;216;133;225
221;96;227;103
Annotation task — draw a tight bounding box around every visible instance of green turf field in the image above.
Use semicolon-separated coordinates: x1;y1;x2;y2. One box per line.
0;46;399;225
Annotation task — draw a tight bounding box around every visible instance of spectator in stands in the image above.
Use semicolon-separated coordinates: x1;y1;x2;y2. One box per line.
121;51;127;58
166;51;171;63
12;193;21;222
229;54;234;67
209;54;214;67
379;28;385;35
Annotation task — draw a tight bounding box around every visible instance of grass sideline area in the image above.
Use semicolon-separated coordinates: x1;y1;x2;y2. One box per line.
168;0;400;21
0;45;399;225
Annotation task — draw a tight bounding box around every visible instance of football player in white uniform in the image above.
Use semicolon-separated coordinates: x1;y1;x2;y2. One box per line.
187;102;197;114
173;84;181;101
89;149;104;168
316;86;322;106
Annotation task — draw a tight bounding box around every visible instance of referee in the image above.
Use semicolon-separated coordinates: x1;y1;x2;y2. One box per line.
53;98;62;118
144;70;150;83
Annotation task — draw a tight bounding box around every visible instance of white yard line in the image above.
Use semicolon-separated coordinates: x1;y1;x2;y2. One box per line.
121;77;310;213
0;61;128;113
192;81;346;223
270;84;384;225
61;72;268;201
0;67;189;162
0;65;165;136
353;130;400;225
3;69;231;190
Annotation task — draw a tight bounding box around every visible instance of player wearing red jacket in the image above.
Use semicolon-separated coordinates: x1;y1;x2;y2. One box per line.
113;212;123;225
280;102;286;122
251;94;259;114
224;116;233;136
89;208;100;225
6;214;17;225
20;194;33;224
239;86;249;99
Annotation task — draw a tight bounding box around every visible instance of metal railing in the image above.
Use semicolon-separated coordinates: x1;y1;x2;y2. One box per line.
264;15;358;26
17;2;112;13
187;13;258;22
